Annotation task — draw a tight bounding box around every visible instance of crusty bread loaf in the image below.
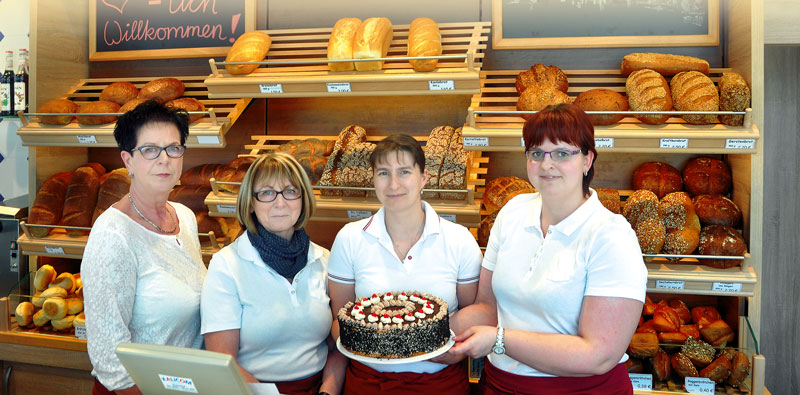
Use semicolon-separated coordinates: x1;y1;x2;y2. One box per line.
515;64;569;95
180;164;226;187
634;216;666;254
700;356;733;383
439;127;470;200
517;87;571;121
77;101;120;125
623;189;660;229
693;194;742;227
338;142;375;197
423;126;454;200
319;125;368;197
225;31;272;75
626;69;673;125
670;71;719;124
478;210;498;247
38;99;79;125
573;89;628;126
727;351;750;387
621;53;710;76
483;176;536;215
698;225;747;268
14;301;35;327
92;168;131;225
700;319;735;347
691;306;721;327
659;192;701;256
119;97;148;113
353;17;393;71
33;264;57;291
296;154;328;184
227;156;256;172
43;297;67;320
138;78;185;103
99;81;139;106
196;212;228;236
632;162;683;199
169;185;211;213
671;352;699;378
596;188;621;214
62;166;102;235
49;272;77;294
682;157;732;197
29;172;72;237
718;72;751;126
166;97;206;122
651;350;672;382
328;18;362;72
628;332;660;358
295;138;329;157
407;17;442;72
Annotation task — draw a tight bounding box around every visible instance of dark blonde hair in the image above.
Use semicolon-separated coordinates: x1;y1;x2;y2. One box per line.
236;152;315;234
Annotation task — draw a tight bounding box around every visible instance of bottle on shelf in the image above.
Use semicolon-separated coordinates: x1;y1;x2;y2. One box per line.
14;49;29;114
0;50;14;116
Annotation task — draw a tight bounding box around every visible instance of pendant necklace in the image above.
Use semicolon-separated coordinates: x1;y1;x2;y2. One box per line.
129;194;177;234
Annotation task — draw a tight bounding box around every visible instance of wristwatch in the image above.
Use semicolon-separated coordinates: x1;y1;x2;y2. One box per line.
492;326;506;355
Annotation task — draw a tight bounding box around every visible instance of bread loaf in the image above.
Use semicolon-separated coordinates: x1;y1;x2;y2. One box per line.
652;306;681;332
423;126;454;200
515;64;569;95
622;189;659;229
671;353;699;378
14;301;34;327
632;162;683;199
62;166;102;235
77;100;120;125
572;89;628;126
180;164;226;187
439;127;470;200
595;188;621;214
319;125;368;197
277;139;302;156
119;97;148;113
407;17;441;72
166;97;206;122
626;69;673;125
32;310;49;327
659;192;701;256
517;87;571;121
719;72;751;126
295;138;329;157
169;185;211;213
33;264;57;291
621;53;710;76
100;81;139;106
196;212;228;237
225;31;272;75
296;154;328;184
700;355;733;383
353;17;393;71
726;351;750;387
92;168;131;225
138;78;185;103
38;99;79;125
680;324;700;339
651;350;672;382
634;216;666;254
29;172;72;237
338;142;375;197
43;297;67;320
682;157;732;196
478;210;498;247
227;156;256;172
49;272;77;294
698;225;747;268
670;71;719;124
328;18;362;72
693;194;742;227
483;176;536;215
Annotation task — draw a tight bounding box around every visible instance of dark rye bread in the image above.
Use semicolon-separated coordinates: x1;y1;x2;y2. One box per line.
670;71;719;125
29;172;73;237
625;69;673;125
423;126;454;200
319;125;368;197
62;166;104;235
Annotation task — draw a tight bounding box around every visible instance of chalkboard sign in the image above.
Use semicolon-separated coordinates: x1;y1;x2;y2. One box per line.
90;0;256;61
492;0;719;50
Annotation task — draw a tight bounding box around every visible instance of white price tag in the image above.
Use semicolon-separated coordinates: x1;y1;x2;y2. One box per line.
656;280;685;290
594;137;614;148
725;139;756;150
259;83;284;94
347;210;372;219
439;214;456;222
77;135;98;144
217;205;237;214
712;282;743;292
685;377;715;394
629;373;653;391
74;324;87;340
159;374;198;393
44;246;65;255
463;137;489;147
660;138;689;149
428;80;455;91
196;135;220;145
326;82;352;93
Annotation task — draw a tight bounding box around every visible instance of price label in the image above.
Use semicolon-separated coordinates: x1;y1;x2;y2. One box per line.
594;137;614;148
463;137;489;147
660;138;689;149
259;83;284;94
629;373;653;391
439;214;456;222
217;205;237;214
347;210;372;219
326;82;352;93
712;282;743;292
685;377;715;394
44;246;65;255
428;80;455;91
77;135;98;144
656;280;685;290
74;324;87;340
196;135;220;145
726;139;756;150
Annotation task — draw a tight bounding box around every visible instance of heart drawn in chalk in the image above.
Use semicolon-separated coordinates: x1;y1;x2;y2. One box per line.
102;0;129;15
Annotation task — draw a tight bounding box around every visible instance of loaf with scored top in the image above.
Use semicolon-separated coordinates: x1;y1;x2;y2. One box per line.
100;81;139;106
319;125;368;196
407;17;442;72
138;78;185;103
515;64;568;95
353;17;393;71
670;71;719;125
328;18;362;72
77;101;120;125
37;99;79;125
573;89;627;126
62;166;104;235
626;69;673;125
92;168;131;225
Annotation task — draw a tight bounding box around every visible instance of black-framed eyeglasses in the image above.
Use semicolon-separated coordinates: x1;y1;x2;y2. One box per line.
253;188;302;203
525;149;582;162
132;144;186;160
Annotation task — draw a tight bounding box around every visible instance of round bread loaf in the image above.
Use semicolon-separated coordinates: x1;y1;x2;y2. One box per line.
596;188;621;214
719;72;751;126
166;97;206;122
623;189;659;229
515;64;569;95
43;297;67;320
517;86;571;121
693;194;742;227
670;71;719;125
483;176;536;215
138;78;185;103
632;162;683;199
697;225;747;268
99;81;139;106
683;157;732;196
38;99;79;125
573;89;628;126
15;301;35;327
635;216;665;254
119;97;148;113
625;69;673;125
34;264;57;291
51;314;76;331
77;101;120;125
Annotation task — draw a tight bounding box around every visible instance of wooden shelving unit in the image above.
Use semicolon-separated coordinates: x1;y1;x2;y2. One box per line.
204;22;490;98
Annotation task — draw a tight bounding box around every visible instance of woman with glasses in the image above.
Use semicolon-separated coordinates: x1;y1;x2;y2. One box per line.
328;134;483;395
449;104;647;394
201;152;346;395
82;100;207;395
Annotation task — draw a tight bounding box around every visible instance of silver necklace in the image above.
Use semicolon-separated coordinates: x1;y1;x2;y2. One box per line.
129;194;177;234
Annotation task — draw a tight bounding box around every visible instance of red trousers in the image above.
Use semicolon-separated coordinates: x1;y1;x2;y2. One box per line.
344;360;470;395
480;359;633;395
273;370;323;395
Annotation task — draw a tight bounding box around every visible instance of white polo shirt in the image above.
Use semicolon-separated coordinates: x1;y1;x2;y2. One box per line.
328;201;482;373
483;190;647;377
201;233;331;382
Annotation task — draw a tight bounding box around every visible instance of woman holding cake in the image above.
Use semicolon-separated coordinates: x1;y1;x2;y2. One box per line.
450;104;647;394
328;134;483;395
201;152;346;395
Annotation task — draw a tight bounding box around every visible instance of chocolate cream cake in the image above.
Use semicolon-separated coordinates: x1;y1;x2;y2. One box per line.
337;291;451;358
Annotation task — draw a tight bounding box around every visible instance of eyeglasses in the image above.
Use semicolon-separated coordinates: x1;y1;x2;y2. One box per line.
132;144;186;160
525;149;582;162
253;188;302;203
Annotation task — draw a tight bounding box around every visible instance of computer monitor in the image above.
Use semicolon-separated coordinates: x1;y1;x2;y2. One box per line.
115;342;253;395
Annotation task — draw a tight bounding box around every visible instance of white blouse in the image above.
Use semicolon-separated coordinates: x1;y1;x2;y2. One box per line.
82;203;207;391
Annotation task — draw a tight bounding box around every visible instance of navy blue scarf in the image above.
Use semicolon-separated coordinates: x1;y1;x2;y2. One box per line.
247;214;310;280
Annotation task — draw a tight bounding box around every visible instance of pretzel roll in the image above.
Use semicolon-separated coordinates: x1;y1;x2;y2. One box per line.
32;310;49;327
622;189;659;229
632;162;683;199
49;272;76;294
34;264;57;291
15;301;35;327
43;297;68;320
51;315;76;331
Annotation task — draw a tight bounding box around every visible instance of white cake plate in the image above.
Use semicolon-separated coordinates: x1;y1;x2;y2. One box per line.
337;330;456;365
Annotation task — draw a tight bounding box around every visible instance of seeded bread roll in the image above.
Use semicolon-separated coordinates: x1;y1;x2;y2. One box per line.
517;87;571;121
623;189;660;229
99;81;139;106
626;69;673;125
515;64;569;95
572;89;628;126
718;72;751;126
621;52;710;76
671;352;700;378
37;99;79;125
670;71;719;124
659;192;701;256
632;162;683;199
595;188;621;214
635;216;666;254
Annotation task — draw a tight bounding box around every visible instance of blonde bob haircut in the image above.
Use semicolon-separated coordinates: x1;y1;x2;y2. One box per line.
236;152;316;234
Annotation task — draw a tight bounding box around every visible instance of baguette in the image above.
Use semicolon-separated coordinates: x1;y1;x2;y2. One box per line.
328;18;362;72
621;52;710;76
353;17;393;71
225;31;272;75
407;18;441;72
29;172;73;237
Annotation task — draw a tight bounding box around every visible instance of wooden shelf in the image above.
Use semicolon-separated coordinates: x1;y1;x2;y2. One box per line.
646;258;757;297
16;76;251;148
462;69;760;153
204;22;490;98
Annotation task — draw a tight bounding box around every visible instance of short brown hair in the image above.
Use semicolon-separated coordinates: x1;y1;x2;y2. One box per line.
236;152;316;234
369;134;425;173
